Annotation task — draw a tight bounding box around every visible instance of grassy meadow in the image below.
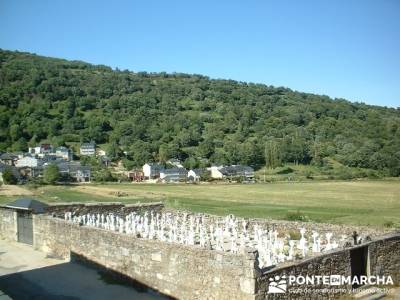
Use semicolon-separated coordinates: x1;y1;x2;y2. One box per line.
1;180;399;227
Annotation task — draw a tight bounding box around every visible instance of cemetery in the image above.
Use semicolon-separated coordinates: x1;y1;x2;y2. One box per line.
0;201;399;299
62;209;373;269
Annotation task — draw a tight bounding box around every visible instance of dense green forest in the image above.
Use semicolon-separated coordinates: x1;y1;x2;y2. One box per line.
1;49;399;176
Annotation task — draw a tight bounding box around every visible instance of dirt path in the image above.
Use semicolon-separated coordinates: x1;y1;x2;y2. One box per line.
0;185;33;196
75;185;165;199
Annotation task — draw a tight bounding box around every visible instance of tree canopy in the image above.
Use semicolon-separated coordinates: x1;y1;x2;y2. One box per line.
1;49;399;176
1;167;18;184
43;164;60;184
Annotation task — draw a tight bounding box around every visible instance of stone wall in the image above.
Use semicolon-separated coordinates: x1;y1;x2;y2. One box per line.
46;202;164;218
0;207;17;241
368;233;400;283
257;250;352;299
33;214;258;300
1;204;399;300
255;232;400;299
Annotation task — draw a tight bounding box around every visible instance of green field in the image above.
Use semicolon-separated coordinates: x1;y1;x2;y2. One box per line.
1;180;399;227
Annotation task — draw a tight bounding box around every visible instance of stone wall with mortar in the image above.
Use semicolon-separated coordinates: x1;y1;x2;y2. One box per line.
1;204;399;300
33;214;258;300
0;207;17;241
46;202;164;218
257;249;352;299
256;232;400;299
368;233;400;284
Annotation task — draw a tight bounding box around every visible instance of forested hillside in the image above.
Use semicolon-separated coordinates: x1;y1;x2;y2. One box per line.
1;49;399;176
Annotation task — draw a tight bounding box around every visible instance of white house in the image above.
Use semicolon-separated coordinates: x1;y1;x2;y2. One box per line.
143;163;164;179
207;165;255;181
28;146;41;155
15;156;42;168
187;168;206;182
55;146;72;161
207;165;224;179
28;144;53;157
80;142;96;156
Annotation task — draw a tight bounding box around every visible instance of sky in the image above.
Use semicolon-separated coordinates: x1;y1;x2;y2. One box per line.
0;0;399;108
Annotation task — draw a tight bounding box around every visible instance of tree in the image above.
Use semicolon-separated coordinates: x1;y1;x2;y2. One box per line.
128;141;153;167
200;170;212;182
158;143;179;163
264;140;281;169
0;49;399;178
43;164;60;184
122;158;135;170
2;168;18;184
12;137;28;152
310;138;323;166
197;139;215;159
107;142;123;161
94;168;115;182
183;157;199;169
387;151;400;177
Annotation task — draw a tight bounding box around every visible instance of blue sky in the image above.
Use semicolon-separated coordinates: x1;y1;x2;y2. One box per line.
0;0;399;107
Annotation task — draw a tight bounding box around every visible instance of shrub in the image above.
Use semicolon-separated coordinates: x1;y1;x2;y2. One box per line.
43;164;60;184
200;171;212;182
305;171;313;179
367;170;381;179
384;221;395;228
93;168;117;182
336;167;354;180
288;230;301;240
276;167;294;174
26;178;44;188
285;210;310;222
2;168;18;184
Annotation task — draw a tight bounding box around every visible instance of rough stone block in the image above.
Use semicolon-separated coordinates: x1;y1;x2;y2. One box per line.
131;254;140;263
240;277;256;294
163;289;171;295
151;252;162;262
120;247;129;256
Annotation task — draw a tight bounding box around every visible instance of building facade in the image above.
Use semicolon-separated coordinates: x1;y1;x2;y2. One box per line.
80;142;96;156
160;167;188;182
143;163;164;179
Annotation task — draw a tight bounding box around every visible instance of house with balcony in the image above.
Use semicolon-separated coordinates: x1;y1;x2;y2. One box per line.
80;141;96;156
28;144;53;157
55;162;91;182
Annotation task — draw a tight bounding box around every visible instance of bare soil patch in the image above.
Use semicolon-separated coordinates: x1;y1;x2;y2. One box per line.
0;185;34;196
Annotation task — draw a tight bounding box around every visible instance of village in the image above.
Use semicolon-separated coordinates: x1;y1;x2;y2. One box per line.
0;142;255;184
